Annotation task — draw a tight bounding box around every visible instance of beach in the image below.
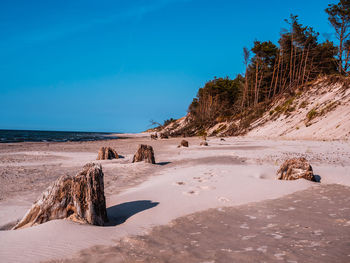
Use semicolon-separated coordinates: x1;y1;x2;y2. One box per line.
0;134;350;262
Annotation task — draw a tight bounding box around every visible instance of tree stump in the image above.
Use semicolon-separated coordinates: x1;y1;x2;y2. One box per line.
160;133;169;139
200;141;208;146
178;140;189;147
150;133;158;140
277;157;316;182
132;144;155;164
97;147;118;160
13;163;108;230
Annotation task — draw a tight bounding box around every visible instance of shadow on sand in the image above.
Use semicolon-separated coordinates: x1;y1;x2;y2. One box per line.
156;161;171;166
314;174;321;183
106;200;159;226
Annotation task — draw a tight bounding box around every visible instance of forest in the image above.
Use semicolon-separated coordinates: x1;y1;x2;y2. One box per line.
181;0;350;135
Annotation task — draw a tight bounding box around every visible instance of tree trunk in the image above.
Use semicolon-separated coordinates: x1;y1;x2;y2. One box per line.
255;59;259;106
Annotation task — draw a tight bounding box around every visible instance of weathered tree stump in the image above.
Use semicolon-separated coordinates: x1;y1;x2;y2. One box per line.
97;147;118;160
277;157;316;182
160;133;169;139
200;141;208;146
178;140;189;147
150;133;158;140
132;144;155;164
13;163;108;230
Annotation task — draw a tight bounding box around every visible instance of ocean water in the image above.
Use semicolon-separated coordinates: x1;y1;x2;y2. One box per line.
0;129;119;143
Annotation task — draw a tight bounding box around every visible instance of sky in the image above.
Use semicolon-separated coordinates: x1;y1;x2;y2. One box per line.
0;0;338;132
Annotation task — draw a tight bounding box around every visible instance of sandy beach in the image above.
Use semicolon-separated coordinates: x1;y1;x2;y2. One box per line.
0;134;350;262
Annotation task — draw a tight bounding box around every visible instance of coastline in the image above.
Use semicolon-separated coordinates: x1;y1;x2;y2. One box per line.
0;135;349;262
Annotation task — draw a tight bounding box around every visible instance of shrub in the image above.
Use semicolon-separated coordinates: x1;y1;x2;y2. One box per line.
307;108;318;121
299;100;308;109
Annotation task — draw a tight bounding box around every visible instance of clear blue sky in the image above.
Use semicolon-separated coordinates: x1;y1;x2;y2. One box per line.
0;0;337;132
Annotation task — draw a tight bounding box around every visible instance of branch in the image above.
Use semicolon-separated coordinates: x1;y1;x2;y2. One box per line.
149;119;163;128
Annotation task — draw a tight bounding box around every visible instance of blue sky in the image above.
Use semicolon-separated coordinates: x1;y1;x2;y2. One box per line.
0;0;337;132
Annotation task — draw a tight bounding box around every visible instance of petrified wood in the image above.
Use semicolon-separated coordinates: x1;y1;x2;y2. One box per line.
132;144;155;164
277;157;316;182
178;140;189;147
13;163;108;230
97;147;118;160
160;133;169;139
150;133;158;140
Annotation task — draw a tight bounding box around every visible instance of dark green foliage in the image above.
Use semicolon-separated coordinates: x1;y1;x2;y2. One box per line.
188;76;243;126
162;3;347;137
163;118;176;127
325;0;350;74
307;108;318;121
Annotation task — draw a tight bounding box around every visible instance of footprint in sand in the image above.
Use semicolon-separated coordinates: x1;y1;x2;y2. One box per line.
271;233;283;239
242;235;256;240
258;174;269;179
261;223;277;229
313;229;324;235
198;185;215;190
266;214;276;219
193;176;208;183
240;223;250;229
274;252;286;260
217;196;230;202
183;190;199;196
256;246;268;253
279;206;295;211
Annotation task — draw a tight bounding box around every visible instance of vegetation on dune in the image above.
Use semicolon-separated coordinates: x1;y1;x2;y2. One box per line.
152;1;350;137
188;76;243;127
183;1;350;136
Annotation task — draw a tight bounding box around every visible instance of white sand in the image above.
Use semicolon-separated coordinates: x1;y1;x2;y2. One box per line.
246;80;350;140
0;137;349;262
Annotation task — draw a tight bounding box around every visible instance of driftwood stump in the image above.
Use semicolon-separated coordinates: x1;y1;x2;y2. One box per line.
277;157;316;182
178;140;189;147
13;163;108;230
160;133;169;139
97;147;118;160
132;144;155;164
200;141;208;146
151;133;158;140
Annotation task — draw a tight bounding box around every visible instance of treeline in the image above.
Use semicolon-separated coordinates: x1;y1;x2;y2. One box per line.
187;1;350;133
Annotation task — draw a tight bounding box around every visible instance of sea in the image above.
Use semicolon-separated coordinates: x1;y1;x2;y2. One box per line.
0;129;119;143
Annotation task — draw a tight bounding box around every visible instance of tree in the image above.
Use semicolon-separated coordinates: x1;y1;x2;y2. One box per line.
325;0;350;74
188;77;242;125
241;47;250;108
250;41;278;104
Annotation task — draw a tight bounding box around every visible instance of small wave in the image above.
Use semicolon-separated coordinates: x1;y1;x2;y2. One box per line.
0;129;119;143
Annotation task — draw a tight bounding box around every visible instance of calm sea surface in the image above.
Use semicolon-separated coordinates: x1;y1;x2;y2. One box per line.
0;129;119;143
